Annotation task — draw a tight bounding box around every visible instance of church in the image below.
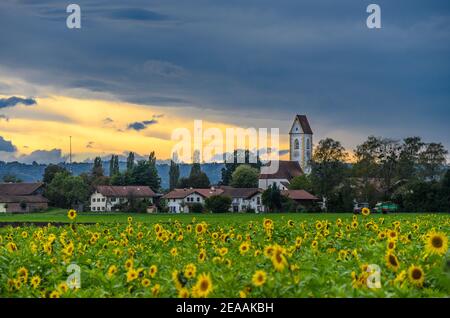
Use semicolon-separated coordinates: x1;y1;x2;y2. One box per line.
258;114;313;190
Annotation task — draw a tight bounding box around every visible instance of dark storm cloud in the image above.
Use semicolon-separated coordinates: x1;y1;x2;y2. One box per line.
0;96;36;108
127;119;158;131
0;136;17;152
0;0;449;150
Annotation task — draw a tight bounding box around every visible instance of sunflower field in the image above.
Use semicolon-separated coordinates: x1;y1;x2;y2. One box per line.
0;212;449;298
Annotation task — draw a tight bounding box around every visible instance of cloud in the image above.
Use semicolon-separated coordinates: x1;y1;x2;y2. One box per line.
0;96;36;108
0;136;17;152
0;1;449;153
127;116;160;131
18;148;67;164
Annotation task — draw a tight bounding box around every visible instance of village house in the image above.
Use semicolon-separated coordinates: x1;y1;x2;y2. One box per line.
281;189;319;205
0;182;49;213
258;160;304;190
220;186;264;213
163;187;223;213
90;185;157;212
162;186;267;213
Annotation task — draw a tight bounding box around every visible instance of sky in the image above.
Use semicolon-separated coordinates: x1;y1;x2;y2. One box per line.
0;0;449;164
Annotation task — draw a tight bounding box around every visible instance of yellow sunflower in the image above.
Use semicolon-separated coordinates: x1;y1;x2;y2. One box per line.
126;268;139;282
30;276;41;289
107;265;118;278
192;273;213;298
425;231;448;256
252;270;267;287
67;209;77;220
361;207;370;216
49;290;60;298
141;278;151;288
407;265;425;287
263;218;273;230
184;263;197;279
178;287;190;298
239;241;251;255
385;251;400;271
271;246;287;272
149;265;158;278
198;248;207;262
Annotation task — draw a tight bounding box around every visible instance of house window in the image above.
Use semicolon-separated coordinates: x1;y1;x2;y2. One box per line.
101;207;105;211
257;197;261;204
197;197;200;202
102;198;106;202
294;139;299;150
306;139;311;150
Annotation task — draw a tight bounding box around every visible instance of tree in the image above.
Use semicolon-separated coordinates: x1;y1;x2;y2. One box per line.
126;152;135;171
230;165;259;188
262;184;282;212
130;160;160;191
190;202;204;213
220;150;261;185
109;155;120;177
169;160;180;190
310;138;348;206
45;171;90;208
147;151;161;191
205;195;231;213
2;174;23;183
92;157;104;178
289;175;313;192
43;164;67;184
397;137;424;180
178;163;211;188
419;142;448;181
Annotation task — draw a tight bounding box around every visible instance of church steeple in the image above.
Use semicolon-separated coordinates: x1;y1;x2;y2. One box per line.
289;115;313;173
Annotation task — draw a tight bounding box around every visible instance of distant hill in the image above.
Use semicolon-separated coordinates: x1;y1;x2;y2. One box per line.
0;161;225;190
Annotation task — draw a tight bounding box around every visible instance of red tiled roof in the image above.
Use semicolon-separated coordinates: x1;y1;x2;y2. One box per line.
95;186;156;198
219;186;261;199
282;189;318;201
0;182;44;195
0;195;49;203
259;160;303;180
162;188;224;199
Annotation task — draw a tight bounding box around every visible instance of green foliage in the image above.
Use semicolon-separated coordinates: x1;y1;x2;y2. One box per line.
126;152;135;171
189;202;204;213
43;164;67;184
220;150;261;185
92;157;104;178
230;164;259;188
169;160;180;190
262;184;282;212
1;174;22;183
178;164;210;188
205;195;231;213
289;175;313;192
45;171;90;208
109;155;120;177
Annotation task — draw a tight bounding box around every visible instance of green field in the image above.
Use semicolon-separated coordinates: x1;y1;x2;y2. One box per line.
0;208;435;225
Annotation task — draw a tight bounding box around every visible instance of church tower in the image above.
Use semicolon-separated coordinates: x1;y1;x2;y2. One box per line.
289;115;313;173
